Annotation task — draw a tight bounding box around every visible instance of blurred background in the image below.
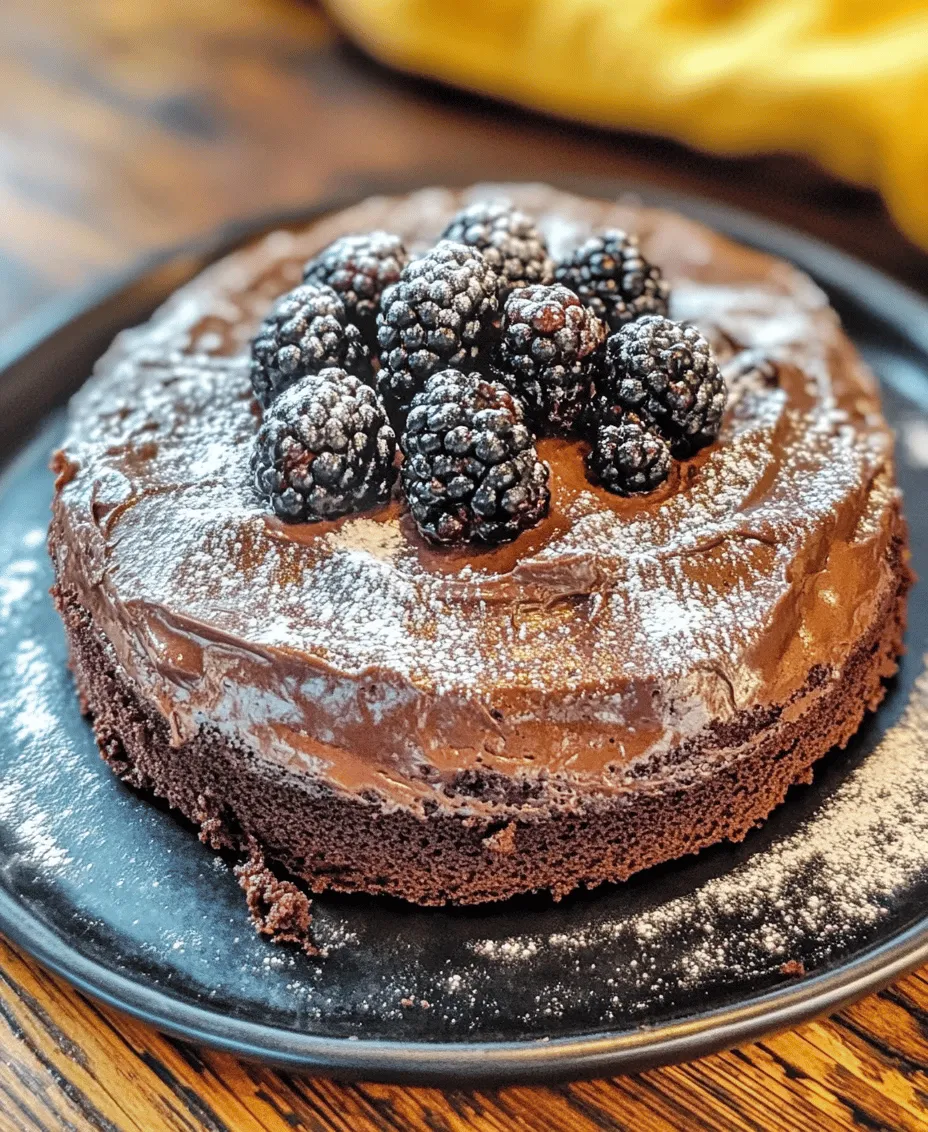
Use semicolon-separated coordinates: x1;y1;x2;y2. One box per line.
2;0;927;338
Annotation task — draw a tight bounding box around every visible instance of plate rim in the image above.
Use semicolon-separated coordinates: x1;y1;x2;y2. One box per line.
2;175;928;1084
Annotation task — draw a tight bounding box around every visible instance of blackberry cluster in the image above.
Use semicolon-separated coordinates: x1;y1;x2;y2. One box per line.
401;370;550;545
496;283;605;434
250;283;368;408
302;231;407;346
555;230;669;332
442;200;553;299
247;199;727;538
376;241;500;426
252;369;396;522
586;418;672;496
598;315;726;457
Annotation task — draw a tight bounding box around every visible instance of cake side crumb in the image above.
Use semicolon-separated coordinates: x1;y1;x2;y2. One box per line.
234;838;318;956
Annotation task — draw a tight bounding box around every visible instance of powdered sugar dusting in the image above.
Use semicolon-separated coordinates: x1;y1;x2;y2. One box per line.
52;186;901;807
0;406;922;1043
0;530;75;873
5;186;923;1042
324;517;405;562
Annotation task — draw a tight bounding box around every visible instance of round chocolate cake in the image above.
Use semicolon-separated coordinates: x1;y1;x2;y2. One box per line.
49;185;912;943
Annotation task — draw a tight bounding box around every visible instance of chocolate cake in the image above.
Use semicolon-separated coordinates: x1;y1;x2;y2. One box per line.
48;185;912;944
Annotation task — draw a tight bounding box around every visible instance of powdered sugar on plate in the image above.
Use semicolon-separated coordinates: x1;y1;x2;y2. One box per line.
0;528;75;874
464;657;928;997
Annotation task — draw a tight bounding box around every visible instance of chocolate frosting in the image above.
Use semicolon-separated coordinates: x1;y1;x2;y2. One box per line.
50;184;903;818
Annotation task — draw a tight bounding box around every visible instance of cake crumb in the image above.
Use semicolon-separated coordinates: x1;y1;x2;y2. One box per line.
780;960;806;977
234;839;318;956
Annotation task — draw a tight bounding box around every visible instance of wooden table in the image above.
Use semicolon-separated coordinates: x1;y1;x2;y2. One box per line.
2;2;928;1129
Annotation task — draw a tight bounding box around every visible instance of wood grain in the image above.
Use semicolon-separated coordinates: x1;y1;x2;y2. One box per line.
1;1;928;1129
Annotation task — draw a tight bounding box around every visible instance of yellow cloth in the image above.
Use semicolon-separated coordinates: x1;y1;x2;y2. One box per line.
327;0;928;249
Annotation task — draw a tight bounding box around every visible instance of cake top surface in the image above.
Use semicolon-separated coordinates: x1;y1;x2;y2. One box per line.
52;184;899;799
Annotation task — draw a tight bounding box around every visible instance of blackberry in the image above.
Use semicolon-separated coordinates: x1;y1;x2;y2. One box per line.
599;316;726;457
442;199;553;299
250;283;369;408
401;369;549;546
302;231;407;346
496;283;606;434
586;419;671;496
555;230;669;331
376;241;499;426
252;369;396;522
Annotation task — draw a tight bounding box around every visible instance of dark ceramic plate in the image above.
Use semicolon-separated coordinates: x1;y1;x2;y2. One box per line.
0;180;927;1085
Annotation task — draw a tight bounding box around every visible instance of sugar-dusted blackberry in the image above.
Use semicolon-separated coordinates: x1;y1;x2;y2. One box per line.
555;230;669;331
400;369;549;546
495;283;606;434
441;199;553;300
586;418;671;496
302;231;407;346
600;315;726;457
376;241;499;426
250;283;369;408
252;369;396;522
